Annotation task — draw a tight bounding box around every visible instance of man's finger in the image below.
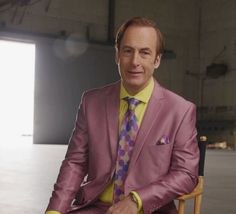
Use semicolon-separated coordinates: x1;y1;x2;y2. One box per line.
106;205;115;214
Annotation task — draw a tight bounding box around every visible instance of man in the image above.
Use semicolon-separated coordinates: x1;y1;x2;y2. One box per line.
46;17;199;214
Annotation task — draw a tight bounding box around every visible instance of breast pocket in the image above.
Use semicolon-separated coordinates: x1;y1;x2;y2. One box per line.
145;143;173;172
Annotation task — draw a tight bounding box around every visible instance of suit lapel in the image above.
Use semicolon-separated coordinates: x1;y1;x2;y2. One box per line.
128;81;165;170
105;82;120;163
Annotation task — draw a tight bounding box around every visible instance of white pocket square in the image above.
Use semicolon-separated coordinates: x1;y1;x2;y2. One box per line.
156;135;170;145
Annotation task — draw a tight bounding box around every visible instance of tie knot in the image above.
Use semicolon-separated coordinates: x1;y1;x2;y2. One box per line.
124;97;140;111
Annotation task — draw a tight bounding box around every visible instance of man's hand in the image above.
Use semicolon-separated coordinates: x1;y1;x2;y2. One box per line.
106;196;138;214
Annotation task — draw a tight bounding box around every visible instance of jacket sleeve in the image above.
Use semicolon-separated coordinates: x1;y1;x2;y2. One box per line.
136;104;199;213
46;93;89;214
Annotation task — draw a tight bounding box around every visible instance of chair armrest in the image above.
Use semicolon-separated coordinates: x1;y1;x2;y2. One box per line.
177;176;204;200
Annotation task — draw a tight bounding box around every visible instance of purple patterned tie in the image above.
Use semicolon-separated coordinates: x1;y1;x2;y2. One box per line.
113;97;141;203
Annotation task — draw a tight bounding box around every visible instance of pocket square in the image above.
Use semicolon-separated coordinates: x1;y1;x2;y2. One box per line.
156;135;170;145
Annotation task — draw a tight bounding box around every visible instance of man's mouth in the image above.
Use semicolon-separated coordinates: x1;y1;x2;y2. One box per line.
128;70;142;74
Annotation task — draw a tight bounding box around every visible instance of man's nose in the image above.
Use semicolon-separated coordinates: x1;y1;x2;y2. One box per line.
131;52;140;66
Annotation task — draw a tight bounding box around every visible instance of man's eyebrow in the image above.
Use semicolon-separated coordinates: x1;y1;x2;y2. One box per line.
122;46;152;52
121;45;133;49
140;48;151;51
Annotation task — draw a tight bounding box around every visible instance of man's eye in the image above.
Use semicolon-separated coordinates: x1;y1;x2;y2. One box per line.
141;51;150;55
123;49;132;53
140;51;151;57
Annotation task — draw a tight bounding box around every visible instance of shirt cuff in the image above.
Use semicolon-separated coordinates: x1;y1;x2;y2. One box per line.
130;191;143;212
45;211;60;214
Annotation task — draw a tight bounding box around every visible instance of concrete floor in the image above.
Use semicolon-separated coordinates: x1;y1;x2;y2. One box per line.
0;137;236;214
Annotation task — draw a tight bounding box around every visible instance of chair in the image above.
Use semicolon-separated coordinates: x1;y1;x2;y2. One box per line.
177;136;207;214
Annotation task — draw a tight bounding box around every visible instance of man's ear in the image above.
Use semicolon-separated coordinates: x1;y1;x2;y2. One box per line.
115;48;119;65
154;54;161;69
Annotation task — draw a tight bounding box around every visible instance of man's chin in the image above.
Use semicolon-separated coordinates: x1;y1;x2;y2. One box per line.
123;82;145;94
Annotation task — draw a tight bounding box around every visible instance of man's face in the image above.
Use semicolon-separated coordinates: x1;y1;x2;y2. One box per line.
116;26;161;95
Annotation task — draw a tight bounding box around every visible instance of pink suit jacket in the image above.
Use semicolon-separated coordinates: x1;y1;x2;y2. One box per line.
47;80;199;214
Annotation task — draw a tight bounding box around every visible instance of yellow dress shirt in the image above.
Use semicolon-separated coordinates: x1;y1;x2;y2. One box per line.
46;78;154;214
45;211;60;214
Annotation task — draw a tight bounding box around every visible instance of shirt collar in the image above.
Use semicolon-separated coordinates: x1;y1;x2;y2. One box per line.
120;77;154;104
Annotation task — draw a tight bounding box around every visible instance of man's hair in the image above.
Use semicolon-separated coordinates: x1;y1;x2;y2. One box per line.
115;17;164;55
